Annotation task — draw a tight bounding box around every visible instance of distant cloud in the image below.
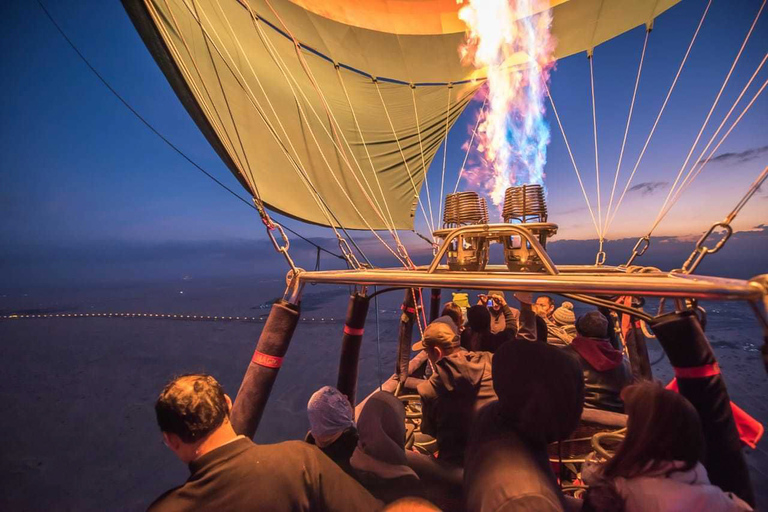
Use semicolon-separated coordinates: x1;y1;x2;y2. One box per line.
628;181;668;196
702;145;768;166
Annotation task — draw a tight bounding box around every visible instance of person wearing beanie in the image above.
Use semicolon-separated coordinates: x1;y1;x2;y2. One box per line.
306;386;358;477
480;290;520;335
414;321;497;466
350;391;425;504
567;310;633;412
464;339;585;512
546;301;577;347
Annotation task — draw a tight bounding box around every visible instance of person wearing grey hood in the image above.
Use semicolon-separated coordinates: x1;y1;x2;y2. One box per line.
415;319;497;466
350;391;425;504
464;340;585;512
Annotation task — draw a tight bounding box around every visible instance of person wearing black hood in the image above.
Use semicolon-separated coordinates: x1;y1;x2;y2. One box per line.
566;310;632;413
350;391;425;504
414;320;498;466
464;340;585;512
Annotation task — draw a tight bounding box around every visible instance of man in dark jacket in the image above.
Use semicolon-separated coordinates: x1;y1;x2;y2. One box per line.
462;293;537;352
150;374;382;512
566;311;633;412
414;321;497;465
464;340;585;512
481;290;519;334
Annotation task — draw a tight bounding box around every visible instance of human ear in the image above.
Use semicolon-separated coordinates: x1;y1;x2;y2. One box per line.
225;394;233;412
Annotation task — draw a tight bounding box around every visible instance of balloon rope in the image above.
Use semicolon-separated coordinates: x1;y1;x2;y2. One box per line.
605;0;713;233
453;95;488;194
182;0;373;265
602;29;649;238
649;0;766;234
410;86;437;236
375;80;438;237
438;85;452;228
653;75;768;230
545;83;601;239
588;54;603;240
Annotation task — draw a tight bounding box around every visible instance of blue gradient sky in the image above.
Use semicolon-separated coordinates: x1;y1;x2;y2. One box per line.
1;0;766;257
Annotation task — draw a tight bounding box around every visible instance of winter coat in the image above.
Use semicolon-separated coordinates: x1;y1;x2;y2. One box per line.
566;336;632;413
585;461;753;512
417;350;497;465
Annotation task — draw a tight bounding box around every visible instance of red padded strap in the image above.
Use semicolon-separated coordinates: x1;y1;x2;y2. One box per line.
343;325;364;336
674;362;721;379
252;350;283;369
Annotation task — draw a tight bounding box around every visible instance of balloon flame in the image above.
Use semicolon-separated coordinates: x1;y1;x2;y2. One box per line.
458;0;556;209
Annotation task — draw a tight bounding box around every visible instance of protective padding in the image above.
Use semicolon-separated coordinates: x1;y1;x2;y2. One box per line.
231;300;300;439
336;293;370;405
650;310;755;506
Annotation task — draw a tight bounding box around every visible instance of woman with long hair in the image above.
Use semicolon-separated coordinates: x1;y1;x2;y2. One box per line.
583;382;752;511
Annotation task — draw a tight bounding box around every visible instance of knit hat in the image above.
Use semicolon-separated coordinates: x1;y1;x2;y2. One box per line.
488;290;506;301
412;320;460;351
307;386;355;448
576;311;609;338
552;301;576;326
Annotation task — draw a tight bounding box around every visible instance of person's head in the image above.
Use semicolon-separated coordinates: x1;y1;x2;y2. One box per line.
487;290;505;312
356;391;407;466
603;382;704;479
467;304;491;333
552;301;576;327
535;295;555;319
307;386;355;449
441;302;464;328
492;340;584;444
576;310;609;339
155;374;232;463
383;497;441;511
412;320;461;363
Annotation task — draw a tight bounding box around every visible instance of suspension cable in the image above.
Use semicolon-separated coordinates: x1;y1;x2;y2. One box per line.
453;95;488;194
410;85;436;236
603;28;650;238
34;0;346;264
438;85;453;229
651;0;765;232
678;165;768;275
374;80;437;236
182;0;369;267
655;75;768;228
588;53;603;242
605;0;712;233
545;83;601;239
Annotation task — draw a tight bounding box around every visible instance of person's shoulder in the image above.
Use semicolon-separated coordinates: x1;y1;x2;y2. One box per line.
147;485;185;512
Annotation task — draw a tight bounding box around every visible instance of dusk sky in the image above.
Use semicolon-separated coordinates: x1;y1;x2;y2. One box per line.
1;0;766;274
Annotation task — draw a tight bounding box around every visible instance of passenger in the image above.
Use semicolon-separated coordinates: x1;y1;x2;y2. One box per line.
415;321;497;466
566;311;632;413
583;382;753;512
441;301;465;331
463;293;537;351
350;391;424;504
546;301;577;347
464;339;585;512
535;295;556;322
479;290;519;334
306;386;358;477
150;374;381;512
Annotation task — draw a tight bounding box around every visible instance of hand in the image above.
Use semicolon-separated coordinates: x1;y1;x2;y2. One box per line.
478;294;488;305
495;295;507;307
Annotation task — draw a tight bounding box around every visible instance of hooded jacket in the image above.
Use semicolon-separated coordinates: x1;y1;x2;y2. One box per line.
417;350;497;465
464;340;584;512
567;336;632;413
350;391;423;504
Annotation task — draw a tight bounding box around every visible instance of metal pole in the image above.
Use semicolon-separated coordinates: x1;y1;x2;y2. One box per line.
231;299;301;439
429;288;442;323
336;293;370;405
395;289;417;394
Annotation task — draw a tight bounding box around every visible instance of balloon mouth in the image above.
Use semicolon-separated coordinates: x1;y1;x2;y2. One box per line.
284;0;568;36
